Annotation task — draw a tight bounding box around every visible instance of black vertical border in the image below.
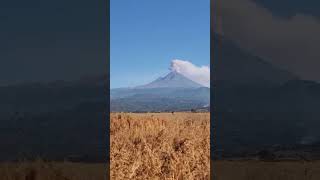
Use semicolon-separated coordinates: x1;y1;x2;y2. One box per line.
106;0;110;178
210;0;214;179
210;0;219;178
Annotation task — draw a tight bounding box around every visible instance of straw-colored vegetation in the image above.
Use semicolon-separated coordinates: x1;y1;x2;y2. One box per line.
110;112;210;180
0;159;106;180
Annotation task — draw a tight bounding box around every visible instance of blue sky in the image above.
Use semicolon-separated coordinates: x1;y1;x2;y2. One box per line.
111;0;210;88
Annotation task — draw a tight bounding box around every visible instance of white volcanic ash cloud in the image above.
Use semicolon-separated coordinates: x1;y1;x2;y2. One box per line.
170;59;210;87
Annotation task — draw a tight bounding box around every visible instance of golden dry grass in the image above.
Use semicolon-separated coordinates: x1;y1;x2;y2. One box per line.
110;112;210;180
213;160;320;180
0;160;106;180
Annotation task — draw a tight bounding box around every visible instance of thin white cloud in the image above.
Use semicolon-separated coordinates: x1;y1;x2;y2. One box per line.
170;59;210;87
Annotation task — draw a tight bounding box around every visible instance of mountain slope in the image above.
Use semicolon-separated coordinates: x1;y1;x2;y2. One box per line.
136;71;203;89
111;71;209;112
111;87;210;112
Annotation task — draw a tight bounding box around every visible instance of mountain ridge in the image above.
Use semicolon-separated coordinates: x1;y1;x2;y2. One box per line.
110;70;210;112
135;70;204;89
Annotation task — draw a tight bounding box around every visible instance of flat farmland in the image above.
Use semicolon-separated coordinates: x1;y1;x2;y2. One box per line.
110;112;210;180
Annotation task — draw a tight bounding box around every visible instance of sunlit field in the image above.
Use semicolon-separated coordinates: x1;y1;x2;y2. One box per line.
110;112;210;179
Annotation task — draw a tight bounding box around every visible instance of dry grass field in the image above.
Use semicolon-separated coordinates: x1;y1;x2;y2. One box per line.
213;160;320;180
110;112;210;180
0;160;106;180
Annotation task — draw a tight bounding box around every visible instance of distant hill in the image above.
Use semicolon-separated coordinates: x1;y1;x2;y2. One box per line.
111;71;210;112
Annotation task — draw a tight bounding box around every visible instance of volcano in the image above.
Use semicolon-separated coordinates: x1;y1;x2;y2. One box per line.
136;70;204;89
110;70;210;112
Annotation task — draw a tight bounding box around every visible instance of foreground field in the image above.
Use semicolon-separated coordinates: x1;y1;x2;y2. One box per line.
213;160;320;180
0;160;106;180
110;112;210;179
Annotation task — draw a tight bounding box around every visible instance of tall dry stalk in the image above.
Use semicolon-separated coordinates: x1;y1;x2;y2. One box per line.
110;112;210;180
